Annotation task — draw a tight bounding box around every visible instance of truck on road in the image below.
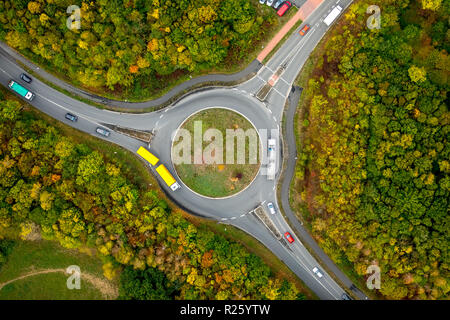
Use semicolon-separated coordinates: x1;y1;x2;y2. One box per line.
137;146;159;166
268;139;276;162
267;162;276;180
267;139;276;180
156;164;181;191
323;5;342;26
8;80;35;101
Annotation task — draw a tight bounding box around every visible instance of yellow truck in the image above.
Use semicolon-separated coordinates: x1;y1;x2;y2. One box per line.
137;146;159;166
156;164;181;191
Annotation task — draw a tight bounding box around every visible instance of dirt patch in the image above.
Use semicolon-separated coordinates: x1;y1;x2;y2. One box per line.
0;268;118;300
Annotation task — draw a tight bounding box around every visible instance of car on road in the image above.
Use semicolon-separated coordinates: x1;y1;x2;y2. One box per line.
65;113;78;122
312;266;323;278
273;0;284;9
266;0;275;6
284;232;294;243
276;1;292;16
259;0;266;4
341;293;352;300
267;202;276;215
299;24;311;36
95;127;110;137
20;73;32;83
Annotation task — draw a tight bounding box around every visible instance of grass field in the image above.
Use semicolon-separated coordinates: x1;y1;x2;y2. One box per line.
174;108;261;198
0;240;118;300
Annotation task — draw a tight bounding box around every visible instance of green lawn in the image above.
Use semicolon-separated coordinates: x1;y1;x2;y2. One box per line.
174;108;260;198
0;240;118;300
0;273;103;300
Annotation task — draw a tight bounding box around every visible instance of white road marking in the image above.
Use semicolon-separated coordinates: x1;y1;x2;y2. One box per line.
271;86;286;99
279;77;290;86
36;93;97;124
265;65;275;73
256;74;266;82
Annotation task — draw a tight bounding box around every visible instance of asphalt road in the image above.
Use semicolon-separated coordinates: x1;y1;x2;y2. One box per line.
0;0;369;300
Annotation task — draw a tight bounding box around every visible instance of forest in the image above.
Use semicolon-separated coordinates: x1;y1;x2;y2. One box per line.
293;0;449;299
0;0;278;99
0;93;302;300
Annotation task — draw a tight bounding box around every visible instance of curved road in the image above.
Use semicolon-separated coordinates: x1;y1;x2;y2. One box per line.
0;0;369;300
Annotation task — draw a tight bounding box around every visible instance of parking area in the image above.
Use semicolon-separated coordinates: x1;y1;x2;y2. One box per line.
292;0;307;8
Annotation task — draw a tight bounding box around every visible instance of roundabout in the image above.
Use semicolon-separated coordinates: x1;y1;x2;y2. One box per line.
148;88;278;220
172;107;261;198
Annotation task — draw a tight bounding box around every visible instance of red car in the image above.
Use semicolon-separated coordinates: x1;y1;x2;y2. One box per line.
284;232;295;243
299;24;311;36
277;1;292;17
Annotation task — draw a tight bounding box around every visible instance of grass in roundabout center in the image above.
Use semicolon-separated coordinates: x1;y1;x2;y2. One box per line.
173;108;261;198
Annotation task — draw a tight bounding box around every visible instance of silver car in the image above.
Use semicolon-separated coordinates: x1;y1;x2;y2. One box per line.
259;0;266;4
95;127;110;137
273;0;284;9
267;0;275;6
313;267;323;278
267;202;276;215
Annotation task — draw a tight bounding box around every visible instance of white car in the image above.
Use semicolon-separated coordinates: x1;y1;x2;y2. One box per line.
267;0;275;6
267;202;276;215
313;267;323;278
259;0;266;4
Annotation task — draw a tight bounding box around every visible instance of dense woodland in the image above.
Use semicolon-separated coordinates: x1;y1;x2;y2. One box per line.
294;0;449;299
0;94;302;300
0;0;277;98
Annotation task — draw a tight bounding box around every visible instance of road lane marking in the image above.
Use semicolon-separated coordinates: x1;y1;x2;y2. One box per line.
279;77;290;86
271;87;286;99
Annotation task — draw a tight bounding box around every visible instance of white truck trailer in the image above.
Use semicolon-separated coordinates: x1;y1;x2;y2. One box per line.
324;5;342;26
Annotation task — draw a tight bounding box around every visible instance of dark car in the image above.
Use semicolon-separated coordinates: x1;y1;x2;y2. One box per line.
341;293;352;300
20;73;32;83
277;1;292;16
65;113;78;122
273;0;284;9
96;127;110;137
